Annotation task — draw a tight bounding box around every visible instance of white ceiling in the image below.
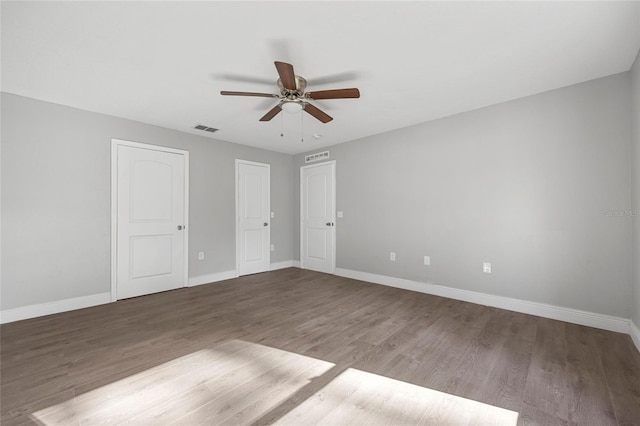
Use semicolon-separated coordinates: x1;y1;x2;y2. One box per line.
2;1;639;155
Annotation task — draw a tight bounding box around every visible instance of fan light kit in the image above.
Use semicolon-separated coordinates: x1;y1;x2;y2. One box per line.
281;100;304;113
221;61;360;124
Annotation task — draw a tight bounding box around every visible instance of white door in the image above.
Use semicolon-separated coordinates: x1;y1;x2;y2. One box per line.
113;141;188;300
236;160;270;276
301;161;335;274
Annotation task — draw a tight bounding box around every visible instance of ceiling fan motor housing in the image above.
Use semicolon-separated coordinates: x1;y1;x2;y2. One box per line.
278;76;307;99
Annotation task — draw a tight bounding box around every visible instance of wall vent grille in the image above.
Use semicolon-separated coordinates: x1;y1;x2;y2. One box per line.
194;124;219;133
305;151;330;163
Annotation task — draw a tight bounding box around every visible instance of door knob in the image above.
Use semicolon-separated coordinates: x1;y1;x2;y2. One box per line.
264;222;268;226
177;225;183;230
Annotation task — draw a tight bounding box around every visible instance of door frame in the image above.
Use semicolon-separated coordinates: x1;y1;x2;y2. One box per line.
300;160;336;273
235;159;271;276
111;138;190;302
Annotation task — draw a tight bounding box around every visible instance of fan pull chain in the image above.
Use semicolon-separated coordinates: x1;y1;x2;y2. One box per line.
280;113;284;137
301;111;304;142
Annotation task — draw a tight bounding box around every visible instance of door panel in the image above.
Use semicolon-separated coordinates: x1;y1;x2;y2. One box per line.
130;235;173;279
237;161;270;275
131;161;173;221
301;162;335;273
244;229;265;261
244;174;264;219
308;174;328;218
116;144;186;299
307;228;327;260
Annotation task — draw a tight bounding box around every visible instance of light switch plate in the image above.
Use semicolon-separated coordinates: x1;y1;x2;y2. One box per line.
483;262;491;273
337;211;344;218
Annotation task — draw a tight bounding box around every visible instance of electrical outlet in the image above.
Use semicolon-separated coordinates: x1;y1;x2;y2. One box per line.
198;251;205;261
390;252;396;261
483;262;491;273
270;244;275;252
424;255;430;266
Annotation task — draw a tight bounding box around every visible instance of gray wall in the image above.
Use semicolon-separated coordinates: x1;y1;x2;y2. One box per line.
632;51;640;327
1;93;293;310
295;72;632;318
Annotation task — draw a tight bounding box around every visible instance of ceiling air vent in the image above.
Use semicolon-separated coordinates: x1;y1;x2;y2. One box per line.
194;124;219;133
305;151;330;163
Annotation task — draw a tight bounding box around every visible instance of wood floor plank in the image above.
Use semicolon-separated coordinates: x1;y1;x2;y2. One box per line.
0;388;76;426
564;323;618;425
170;346;331;425
276;367;520;425
442;326;533;412
590;328;640;425
1;268;638;425
412;311;492;390
522;317;570;421
249;365;348;426
273;367;370;425
517;402;570;426
0;368;73;414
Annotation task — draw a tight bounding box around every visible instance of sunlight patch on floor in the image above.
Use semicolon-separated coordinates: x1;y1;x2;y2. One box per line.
275;367;519;425
30;339;334;425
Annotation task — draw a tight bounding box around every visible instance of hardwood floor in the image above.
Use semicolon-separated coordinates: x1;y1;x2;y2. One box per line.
1;268;639;425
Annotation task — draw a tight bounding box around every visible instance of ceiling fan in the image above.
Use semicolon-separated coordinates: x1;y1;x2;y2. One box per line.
220;61;360;123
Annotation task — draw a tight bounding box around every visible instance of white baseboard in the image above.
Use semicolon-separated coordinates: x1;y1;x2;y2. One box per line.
0;292;112;324
335;268;630;334
187;270;238;287
270;260;296;271
630;321;640;352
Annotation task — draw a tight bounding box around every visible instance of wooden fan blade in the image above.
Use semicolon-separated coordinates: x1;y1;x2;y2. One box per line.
220;91;278;98
275;61;296;90
259;105;282;121
303;103;333;123
306;88;360;100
